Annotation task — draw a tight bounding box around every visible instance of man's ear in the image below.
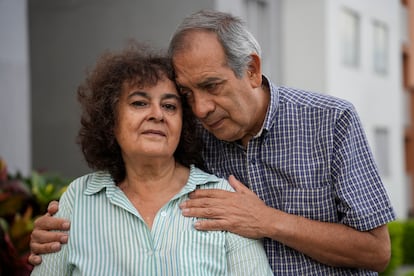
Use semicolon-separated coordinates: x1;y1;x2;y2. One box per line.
246;53;262;88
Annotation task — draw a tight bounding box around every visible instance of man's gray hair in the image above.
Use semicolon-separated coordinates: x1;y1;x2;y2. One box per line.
168;10;261;78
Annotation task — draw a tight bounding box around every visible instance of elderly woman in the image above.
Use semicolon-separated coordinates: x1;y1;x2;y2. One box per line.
30;44;272;275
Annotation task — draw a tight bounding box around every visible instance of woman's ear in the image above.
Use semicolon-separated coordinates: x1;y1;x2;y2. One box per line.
246;53;262;88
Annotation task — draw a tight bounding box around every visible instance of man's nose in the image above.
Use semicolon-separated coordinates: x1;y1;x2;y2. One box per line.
192;92;214;119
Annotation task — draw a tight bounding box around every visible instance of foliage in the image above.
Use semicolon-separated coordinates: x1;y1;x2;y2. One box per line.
380;220;405;276
0;157;70;275
402;219;414;265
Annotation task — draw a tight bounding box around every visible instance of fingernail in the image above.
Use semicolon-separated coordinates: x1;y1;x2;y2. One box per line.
61;235;69;243
181;208;189;215
62;222;70;229
51;242;61;251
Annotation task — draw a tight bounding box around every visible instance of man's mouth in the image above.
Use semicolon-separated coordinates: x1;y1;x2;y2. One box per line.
205;118;225;129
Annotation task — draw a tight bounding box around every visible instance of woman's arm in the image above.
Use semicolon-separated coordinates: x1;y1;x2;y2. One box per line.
226;232;273;275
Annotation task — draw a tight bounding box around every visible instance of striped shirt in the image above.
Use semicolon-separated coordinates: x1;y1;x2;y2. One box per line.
31;165;273;276
200;77;396;275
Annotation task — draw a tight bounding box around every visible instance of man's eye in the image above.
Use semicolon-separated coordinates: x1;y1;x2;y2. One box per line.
179;87;190;96
204;83;217;91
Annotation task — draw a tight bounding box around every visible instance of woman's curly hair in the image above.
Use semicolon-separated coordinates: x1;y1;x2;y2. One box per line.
77;43;204;183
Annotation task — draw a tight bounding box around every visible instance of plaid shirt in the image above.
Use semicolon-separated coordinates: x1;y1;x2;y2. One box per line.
199;77;396;275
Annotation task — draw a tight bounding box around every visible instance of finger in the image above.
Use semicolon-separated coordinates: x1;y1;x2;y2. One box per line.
47;200;60;215
188;188;233;200
180;195;221;210
34;215;70;232
30;240;62;255
193;219;229;232
228;175;251;193
181;203;227;219
31;229;69;245
28;253;43;266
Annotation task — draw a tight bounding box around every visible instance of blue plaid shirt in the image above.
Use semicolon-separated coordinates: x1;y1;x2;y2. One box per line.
199;77;396;275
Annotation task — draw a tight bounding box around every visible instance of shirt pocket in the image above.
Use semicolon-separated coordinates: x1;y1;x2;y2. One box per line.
283;185;338;222
176;230;227;276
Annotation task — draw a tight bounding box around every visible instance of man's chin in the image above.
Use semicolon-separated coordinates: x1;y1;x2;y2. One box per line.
210;129;239;142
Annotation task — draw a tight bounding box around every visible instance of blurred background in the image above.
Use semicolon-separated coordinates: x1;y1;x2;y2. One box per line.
0;0;414;274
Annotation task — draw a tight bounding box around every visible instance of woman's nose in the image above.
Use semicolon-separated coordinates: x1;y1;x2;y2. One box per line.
148;105;164;121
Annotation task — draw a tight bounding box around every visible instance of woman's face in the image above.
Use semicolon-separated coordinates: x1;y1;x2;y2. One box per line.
114;77;182;162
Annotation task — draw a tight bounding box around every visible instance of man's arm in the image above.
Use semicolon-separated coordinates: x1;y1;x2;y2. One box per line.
28;201;70;265
179;175;391;272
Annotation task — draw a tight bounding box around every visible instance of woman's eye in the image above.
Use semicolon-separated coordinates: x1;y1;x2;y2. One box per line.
162;104;177;111
131;101;146;107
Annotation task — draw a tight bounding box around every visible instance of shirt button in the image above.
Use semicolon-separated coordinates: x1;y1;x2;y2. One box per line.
148;250;153;256
251;157;256;164
160;211;167;217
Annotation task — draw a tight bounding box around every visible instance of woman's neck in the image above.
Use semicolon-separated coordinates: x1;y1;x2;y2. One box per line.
119;159;189;229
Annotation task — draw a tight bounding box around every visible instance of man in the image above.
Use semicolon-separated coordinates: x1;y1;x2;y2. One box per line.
30;10;395;274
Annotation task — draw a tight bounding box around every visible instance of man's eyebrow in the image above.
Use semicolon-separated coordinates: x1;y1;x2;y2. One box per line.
197;77;223;88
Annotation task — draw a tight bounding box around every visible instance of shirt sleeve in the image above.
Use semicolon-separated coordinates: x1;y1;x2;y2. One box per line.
332;105;395;231
225;231;273;275
30;178;77;276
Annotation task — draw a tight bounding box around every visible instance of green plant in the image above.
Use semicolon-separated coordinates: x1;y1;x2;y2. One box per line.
0;157;70;275
380;220;405;276
402;219;414;265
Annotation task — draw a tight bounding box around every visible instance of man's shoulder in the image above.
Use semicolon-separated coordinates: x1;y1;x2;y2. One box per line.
276;86;354;111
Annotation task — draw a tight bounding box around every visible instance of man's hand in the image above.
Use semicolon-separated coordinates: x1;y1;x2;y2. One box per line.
28;201;70;266
179;175;273;239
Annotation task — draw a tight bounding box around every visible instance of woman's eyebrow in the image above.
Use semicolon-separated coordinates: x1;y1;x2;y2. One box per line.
162;93;181;100
127;91;180;101
127;91;148;99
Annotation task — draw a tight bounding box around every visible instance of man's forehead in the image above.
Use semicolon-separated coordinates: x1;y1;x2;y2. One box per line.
174;69;224;87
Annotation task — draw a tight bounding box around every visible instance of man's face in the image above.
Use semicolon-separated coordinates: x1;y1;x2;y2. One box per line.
172;31;265;144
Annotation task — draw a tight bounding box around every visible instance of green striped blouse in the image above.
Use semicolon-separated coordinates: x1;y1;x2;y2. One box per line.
31;165;273;276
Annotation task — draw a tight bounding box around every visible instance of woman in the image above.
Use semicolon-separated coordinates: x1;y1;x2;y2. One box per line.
30;44;272;275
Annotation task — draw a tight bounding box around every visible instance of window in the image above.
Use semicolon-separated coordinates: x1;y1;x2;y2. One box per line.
372;20;388;74
340;8;360;67
374;127;390;177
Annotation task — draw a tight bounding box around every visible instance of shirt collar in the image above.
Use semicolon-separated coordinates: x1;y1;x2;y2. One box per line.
84;165;220;197
255;75;279;138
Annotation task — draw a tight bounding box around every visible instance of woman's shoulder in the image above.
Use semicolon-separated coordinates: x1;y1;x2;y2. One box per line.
66;171;112;193
190;165;234;192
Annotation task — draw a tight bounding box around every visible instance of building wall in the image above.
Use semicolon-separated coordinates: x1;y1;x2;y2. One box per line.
280;0;326;92
0;0;31;175
216;0;282;82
